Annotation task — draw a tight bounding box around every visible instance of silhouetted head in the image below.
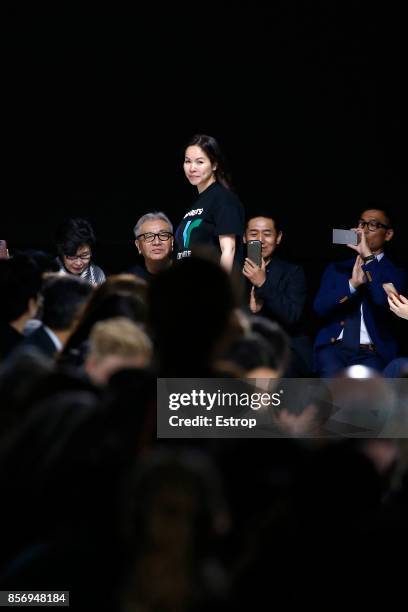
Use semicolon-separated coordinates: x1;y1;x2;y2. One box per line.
0;254;42;323
40;275;91;331
149;257;236;374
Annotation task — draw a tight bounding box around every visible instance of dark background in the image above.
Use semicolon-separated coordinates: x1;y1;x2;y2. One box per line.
3;4;408;288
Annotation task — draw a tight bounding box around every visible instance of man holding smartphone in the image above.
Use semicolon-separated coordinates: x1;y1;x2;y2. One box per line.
314;208;407;376
242;214;311;375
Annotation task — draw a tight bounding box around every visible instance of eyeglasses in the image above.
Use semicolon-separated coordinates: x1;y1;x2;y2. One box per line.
136;232;173;242
64;253;92;262
357;219;390;231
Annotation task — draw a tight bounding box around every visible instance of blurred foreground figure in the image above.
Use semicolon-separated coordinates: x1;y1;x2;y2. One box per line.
0;255;42;360
84;317;152;385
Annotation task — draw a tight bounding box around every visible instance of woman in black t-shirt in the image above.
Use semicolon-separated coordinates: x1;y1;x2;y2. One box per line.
175;134;245;272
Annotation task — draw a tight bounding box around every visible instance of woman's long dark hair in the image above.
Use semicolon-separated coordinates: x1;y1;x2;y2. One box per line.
185;134;232;189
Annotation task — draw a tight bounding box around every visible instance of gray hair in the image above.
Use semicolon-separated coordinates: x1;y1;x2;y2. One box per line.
133;212;173;238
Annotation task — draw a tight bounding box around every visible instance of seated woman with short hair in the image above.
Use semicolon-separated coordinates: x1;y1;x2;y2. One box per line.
55;217;106;286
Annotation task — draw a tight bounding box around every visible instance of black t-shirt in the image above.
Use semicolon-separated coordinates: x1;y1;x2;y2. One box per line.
126;263;153;282
175;182;245;263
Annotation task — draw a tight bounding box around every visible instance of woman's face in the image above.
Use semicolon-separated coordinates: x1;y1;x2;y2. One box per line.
184;145;216;193
63;244;92;275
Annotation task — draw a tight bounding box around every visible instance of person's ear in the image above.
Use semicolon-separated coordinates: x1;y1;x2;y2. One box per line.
243;233;247;244
84;355;99;381
276;231;283;245
135;239;141;254
385;228;394;242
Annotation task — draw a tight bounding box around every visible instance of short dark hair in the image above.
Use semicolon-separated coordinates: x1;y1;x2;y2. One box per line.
42;276;92;330
246;213;282;234
359;206;393;228
250;317;290;367
0;255;42;322
224;331;282;372
55;218;96;257
185;134;232;189
149;257;236;371
19;250;60;274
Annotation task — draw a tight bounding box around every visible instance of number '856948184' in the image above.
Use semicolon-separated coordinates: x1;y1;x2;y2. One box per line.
4;591;68;606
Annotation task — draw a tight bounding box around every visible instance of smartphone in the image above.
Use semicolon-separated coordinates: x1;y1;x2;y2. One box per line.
383;282;399;298
332;229;358;246
0;240;8;259
247;240;262;267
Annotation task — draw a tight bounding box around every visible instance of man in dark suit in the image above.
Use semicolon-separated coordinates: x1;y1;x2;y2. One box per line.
314;208;407;377
242;215;312;375
0;255;42;361
22;275;92;359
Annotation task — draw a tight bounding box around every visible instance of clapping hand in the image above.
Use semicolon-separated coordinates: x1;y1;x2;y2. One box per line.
249;286;263;313
350;255;367;289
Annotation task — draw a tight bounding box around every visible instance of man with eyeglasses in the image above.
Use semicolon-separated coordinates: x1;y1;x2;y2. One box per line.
55;217;106;286
313;208;407;377
129;212;174;281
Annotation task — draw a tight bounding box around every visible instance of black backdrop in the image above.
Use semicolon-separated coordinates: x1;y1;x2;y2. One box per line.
3;4;408;290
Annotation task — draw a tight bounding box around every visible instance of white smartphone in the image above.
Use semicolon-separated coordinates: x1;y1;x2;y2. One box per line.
332;229;358;246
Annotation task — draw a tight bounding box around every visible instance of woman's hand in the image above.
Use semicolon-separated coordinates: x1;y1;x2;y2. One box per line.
388;293;408;320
